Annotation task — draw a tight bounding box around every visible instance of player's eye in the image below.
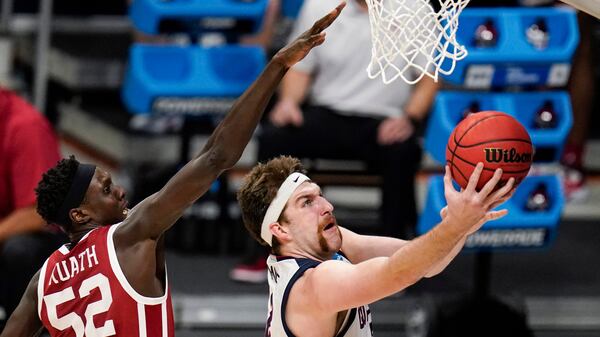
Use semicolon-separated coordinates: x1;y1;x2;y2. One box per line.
103;185;111;194
303;199;313;207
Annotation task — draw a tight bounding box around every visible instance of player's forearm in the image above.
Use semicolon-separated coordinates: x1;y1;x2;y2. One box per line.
424;235;467;277
386;218;466;286
131;61;289;236
199;60;288;170
0;206;45;242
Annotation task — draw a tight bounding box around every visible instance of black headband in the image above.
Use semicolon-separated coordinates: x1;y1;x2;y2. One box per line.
54;163;96;226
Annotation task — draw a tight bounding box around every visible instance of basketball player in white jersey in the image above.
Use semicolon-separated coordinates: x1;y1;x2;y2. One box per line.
0;3;347;336
237;156;515;336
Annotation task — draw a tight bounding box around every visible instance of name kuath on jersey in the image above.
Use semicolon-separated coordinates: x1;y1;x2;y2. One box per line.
37;223;175;337
47;245;99;285
266;253;373;337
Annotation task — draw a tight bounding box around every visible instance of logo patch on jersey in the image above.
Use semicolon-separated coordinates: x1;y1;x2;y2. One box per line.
332;253;345;261
268;265;280;283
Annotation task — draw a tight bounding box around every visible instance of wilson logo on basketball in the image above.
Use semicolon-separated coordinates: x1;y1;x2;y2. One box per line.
484;148;532;163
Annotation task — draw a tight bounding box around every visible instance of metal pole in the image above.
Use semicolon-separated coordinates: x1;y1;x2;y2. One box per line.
0;0;14;33
34;0;53;113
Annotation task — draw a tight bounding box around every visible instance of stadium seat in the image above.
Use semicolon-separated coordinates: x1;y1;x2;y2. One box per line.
425;91;573;163
129;0;269;35
443;7;579;88
417;174;564;250
122;44;266;115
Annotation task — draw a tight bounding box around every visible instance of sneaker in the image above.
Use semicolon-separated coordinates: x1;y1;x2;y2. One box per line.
560;144;588;203
229;258;268;284
562;166;588;203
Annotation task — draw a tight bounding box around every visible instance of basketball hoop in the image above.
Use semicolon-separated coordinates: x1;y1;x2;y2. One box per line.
365;0;471;85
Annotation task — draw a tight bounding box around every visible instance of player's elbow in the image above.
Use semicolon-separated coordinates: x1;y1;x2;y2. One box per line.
205;144;237;171
423;269;440;278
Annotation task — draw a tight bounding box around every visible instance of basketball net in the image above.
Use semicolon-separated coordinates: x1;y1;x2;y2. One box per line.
365;0;471;85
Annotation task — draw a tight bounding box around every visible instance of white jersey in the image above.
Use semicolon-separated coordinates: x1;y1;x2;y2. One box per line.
265;253;373;337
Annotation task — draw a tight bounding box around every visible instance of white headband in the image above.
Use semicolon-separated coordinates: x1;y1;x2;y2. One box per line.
260;172;310;246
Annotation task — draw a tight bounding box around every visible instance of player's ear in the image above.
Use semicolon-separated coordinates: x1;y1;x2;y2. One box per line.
270;222;291;243
70;208;91;225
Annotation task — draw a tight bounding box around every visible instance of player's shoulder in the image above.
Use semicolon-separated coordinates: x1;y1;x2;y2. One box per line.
288;259;350;313
303;258;351;282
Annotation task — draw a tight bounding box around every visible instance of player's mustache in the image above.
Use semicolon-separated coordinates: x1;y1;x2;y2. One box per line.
319;214;338;230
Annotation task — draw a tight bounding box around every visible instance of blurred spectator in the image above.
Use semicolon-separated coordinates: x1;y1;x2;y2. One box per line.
240;0;281;52
0;89;65;330
231;0;439;283
562;11;595;201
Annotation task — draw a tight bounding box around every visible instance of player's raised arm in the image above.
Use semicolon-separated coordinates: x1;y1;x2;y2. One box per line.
297;164;514;314
340;166;514;274
123;2;346;240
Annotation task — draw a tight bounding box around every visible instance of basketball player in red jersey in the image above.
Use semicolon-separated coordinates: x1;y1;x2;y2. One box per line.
0;3;346;336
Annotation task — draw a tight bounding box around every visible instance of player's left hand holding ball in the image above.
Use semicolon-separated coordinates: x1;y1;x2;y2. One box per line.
443;162;516;235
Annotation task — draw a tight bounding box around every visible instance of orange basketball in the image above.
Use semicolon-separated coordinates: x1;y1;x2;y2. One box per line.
446;111;533;190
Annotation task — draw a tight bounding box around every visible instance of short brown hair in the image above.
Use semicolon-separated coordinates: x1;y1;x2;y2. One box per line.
237;156;307;250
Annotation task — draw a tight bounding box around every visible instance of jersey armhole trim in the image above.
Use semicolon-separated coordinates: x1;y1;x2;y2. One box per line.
37;259;50;319
107;223;169;305
280;259;320;337
335;308;357;337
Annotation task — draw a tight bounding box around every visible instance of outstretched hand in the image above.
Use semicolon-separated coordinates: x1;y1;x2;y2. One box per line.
272;1;346;68
442;163;515;235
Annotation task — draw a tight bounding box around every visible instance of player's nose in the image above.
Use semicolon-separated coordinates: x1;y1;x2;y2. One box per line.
116;185;126;200
320;197;334;215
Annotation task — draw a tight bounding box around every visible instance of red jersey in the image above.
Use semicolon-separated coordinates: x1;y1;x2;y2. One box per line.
0;89;60;218
37;223;175;337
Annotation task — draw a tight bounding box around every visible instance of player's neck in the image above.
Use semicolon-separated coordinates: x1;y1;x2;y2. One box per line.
280;246;334;262
68;222;102;246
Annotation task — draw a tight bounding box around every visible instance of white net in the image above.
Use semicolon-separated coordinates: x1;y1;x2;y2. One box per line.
365;0;471;84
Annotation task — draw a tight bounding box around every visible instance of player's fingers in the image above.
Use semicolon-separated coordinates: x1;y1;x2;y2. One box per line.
497;177;515;198
487;185;516;210
312;1;346;33
443;165;457;197
486;177;514;204
485;209;508;221
307;32;326;46
479;168;503;198
465;162;484;193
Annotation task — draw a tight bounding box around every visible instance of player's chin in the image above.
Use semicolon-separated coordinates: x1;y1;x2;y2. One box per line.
326;227;342;248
